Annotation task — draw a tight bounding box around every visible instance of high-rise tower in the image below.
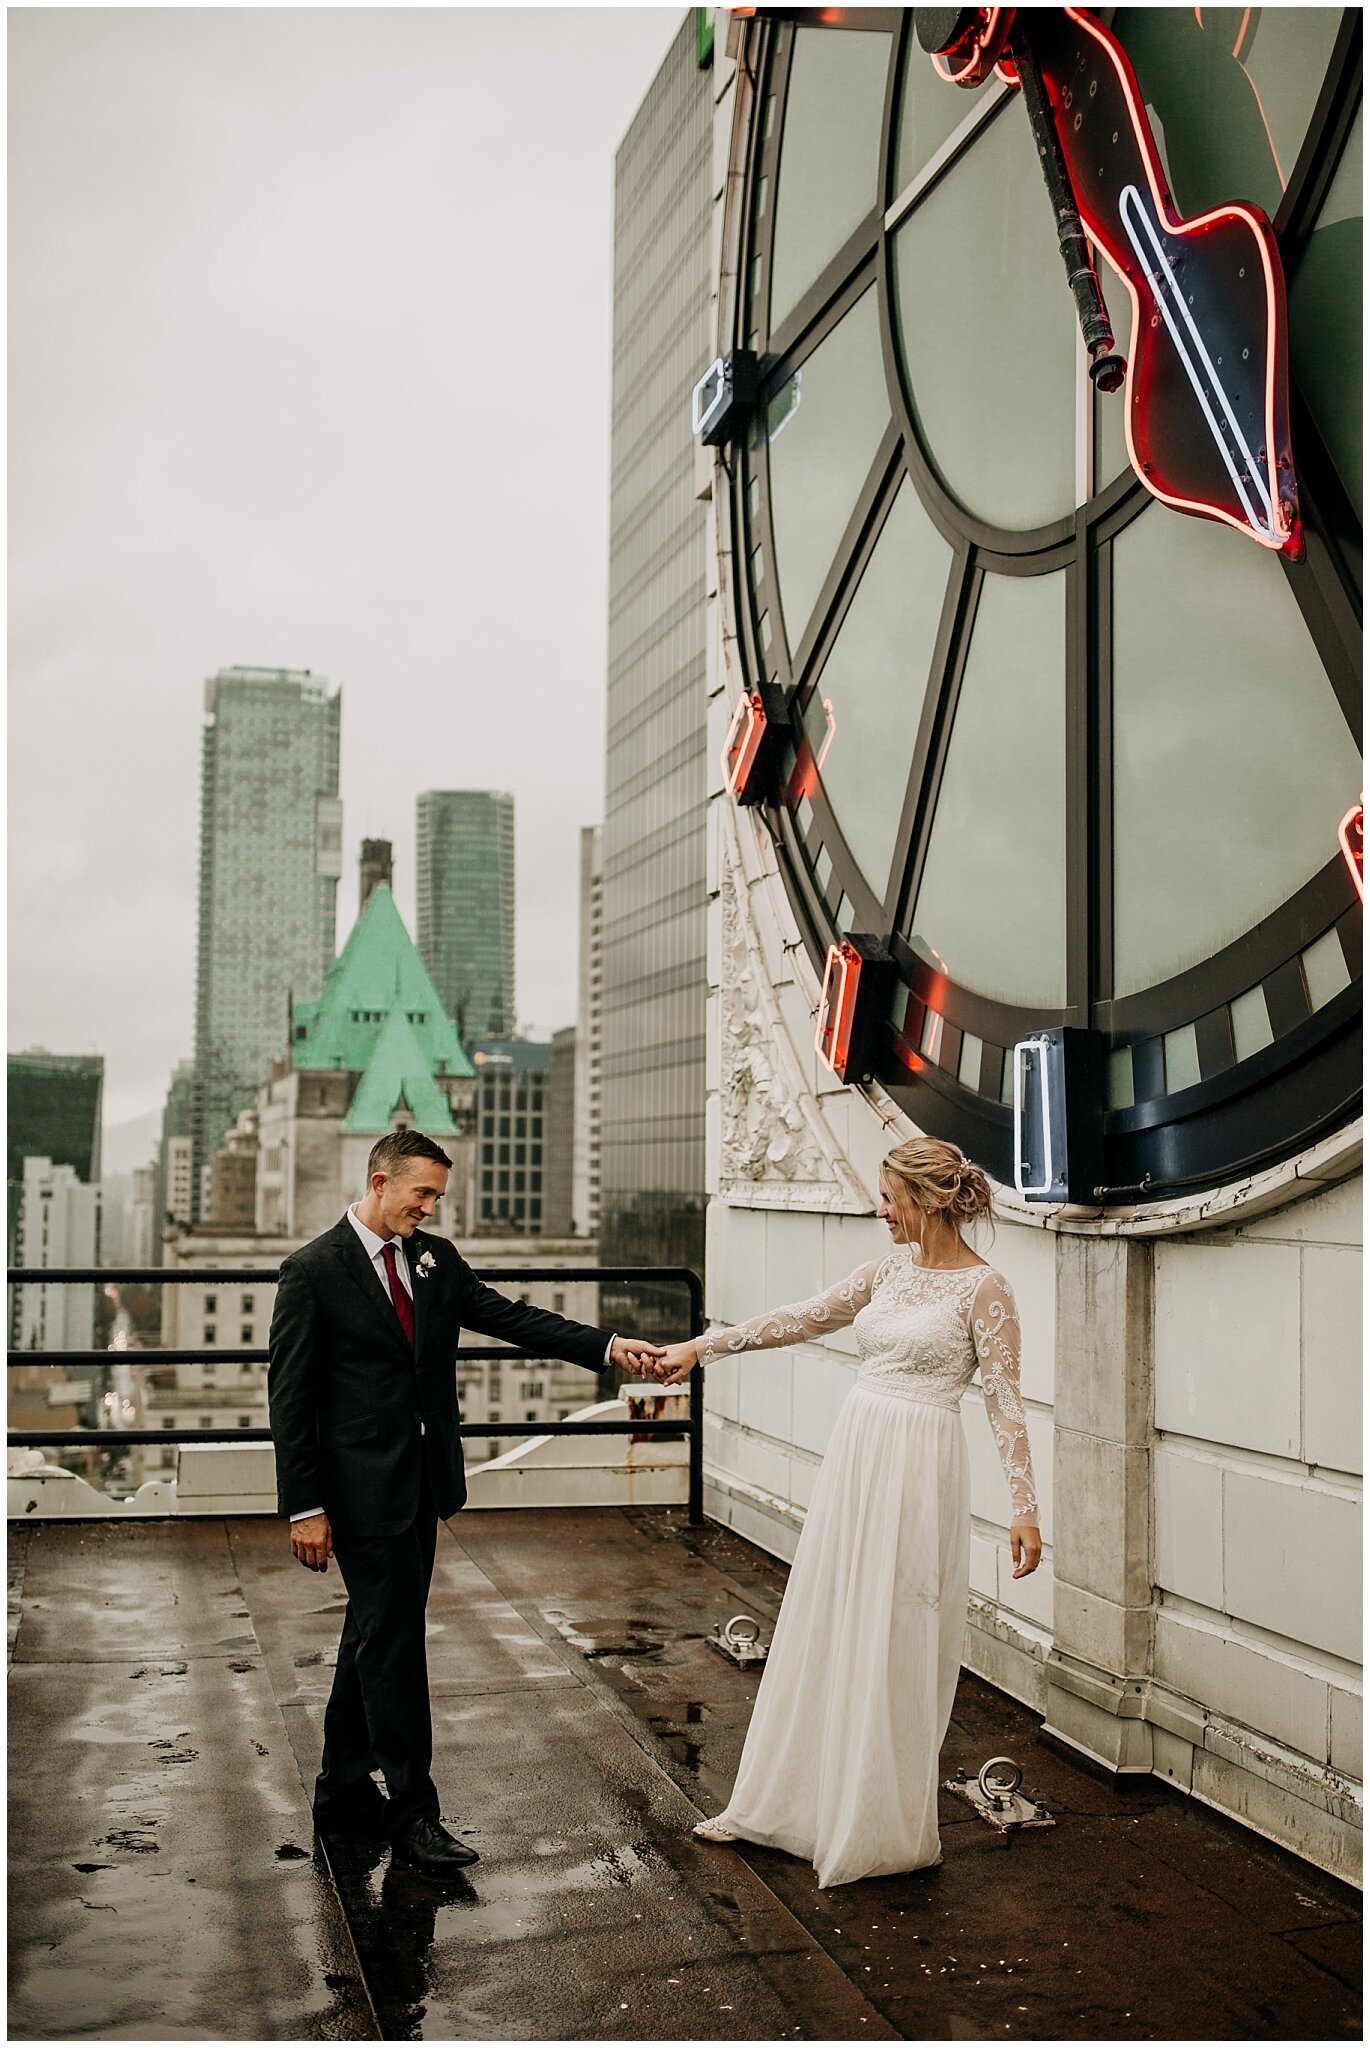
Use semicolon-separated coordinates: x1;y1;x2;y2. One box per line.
415;791;516;1043
191;666;342;1205
598;16;713;1329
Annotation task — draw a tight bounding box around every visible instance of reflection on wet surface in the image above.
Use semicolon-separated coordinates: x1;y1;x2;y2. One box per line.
8;1507;1362;2041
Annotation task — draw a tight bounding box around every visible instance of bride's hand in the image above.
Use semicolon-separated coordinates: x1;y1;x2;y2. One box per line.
653;1340;699;1386
1010;1523;1042;1578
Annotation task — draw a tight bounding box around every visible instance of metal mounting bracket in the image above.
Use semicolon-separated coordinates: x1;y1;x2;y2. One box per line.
944;1755;1056;1833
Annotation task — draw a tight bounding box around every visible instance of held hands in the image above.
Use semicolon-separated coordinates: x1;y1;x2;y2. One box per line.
647;1340;700;1387
1010;1522;1042;1579
291;1512;333;1574
610;1334;668;1376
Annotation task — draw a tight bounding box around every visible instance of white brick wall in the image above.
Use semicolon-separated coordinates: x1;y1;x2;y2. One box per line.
1152;1173;1363;1782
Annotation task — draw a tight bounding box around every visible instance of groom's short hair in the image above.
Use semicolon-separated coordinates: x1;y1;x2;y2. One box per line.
367;1129;453;1181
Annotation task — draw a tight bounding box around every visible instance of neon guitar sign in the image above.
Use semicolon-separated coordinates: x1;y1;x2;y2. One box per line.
915;8;1302;557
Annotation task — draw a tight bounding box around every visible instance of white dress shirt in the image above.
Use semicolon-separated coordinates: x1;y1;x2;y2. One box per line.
290;1206;617;1521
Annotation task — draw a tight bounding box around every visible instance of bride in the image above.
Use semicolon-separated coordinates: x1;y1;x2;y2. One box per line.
652;1136;1041;1889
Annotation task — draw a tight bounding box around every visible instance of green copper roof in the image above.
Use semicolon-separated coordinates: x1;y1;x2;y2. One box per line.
292;884;474;1093
343;1004;459;1135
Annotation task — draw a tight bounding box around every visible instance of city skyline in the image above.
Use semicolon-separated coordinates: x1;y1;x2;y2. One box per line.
191;666;342;1206
8;8;683;1130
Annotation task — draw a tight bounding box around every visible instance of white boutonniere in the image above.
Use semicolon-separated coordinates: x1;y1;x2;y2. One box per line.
415;1249;437;1281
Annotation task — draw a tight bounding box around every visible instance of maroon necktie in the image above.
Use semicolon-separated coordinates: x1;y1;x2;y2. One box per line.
380;1241;415;1347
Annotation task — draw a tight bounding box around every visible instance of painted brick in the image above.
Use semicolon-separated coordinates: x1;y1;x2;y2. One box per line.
1153;1447;1225;1609
1050;1582;1150;1675
717;1428;792;1503
1155;1611;1330;1762
1302;1244;1363;1475
790;1349;854;1458
1223;1468;1361;1664
736;1351;794;1445
1154;1240;1301;1457
1055;1235;1150;1443
703;1350;741;1426
1237;1172;1362;1247
963;1386;1054;1544
998;1551;1054;1631
708;1201;768;1325
1151;1725;1195;1793
763;1209;826;1314
1052;1432;1148;1606
840;1100;888;1203
990;1221;1056;1408
787;1452;822;1513
1192;1746;1361;1887
1329;1685;1362;1779
969;1530;998;1599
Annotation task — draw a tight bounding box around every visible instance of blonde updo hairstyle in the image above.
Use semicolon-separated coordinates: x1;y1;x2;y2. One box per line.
879;1137;994;1240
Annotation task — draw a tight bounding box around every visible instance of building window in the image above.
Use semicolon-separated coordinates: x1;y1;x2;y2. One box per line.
241;1294;254;1313
161;1417;175;1430
552;1292;565;1313
204;1295;217;1313
237;1414;252;1428
240;1326;252;1344
198;1415;213;1430
204;1325;216;1344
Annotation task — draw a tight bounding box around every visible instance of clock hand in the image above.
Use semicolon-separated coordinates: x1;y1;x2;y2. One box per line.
1117;182;1278;541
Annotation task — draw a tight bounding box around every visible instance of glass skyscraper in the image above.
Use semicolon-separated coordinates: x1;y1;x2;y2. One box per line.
191;667;342;1207
598;14;714;1334
415;790;516;1044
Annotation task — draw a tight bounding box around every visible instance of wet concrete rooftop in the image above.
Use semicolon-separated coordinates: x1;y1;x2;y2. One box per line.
8;1506;1361;2041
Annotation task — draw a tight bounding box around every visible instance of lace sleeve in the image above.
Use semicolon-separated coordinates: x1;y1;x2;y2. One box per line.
698;1260;884;1366
970;1271;1039;1523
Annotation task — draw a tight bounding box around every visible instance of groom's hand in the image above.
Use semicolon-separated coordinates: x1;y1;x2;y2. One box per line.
290;1512;333;1573
610;1334;667;1376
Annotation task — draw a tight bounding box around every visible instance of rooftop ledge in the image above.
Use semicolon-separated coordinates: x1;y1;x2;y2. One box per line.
7;1390;691;1521
9;1505;1361;2042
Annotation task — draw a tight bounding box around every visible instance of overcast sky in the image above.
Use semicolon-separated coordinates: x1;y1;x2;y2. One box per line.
8;5;684;1139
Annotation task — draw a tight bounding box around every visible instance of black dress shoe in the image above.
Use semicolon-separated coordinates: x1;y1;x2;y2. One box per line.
392;1816;480;1872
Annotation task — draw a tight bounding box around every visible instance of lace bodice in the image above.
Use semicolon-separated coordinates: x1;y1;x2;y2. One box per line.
699;1246;1039;1521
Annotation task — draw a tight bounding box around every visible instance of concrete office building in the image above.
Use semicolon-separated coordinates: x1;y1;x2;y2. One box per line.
572;825;604;1240
544;1026;577;1238
599;14;714;1332
469;1039;550;1235
415;791;516;1043
696;11;1362;1880
7;1049;103;1261
191;667;342;1206
11;1158;101;1354
6;1050;104;1187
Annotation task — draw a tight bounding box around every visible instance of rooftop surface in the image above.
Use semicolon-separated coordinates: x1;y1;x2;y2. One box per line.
8;1507;1361;2042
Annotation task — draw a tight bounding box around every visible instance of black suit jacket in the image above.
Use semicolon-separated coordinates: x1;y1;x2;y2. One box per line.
267;1217;614;1536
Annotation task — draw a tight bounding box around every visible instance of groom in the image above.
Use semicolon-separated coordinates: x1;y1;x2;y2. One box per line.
268;1126;663;1873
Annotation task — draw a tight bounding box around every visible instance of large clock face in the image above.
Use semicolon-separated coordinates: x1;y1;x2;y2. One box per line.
729;6;1362;1199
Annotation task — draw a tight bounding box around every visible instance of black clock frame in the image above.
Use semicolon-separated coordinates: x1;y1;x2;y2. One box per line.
726;8;1363;1201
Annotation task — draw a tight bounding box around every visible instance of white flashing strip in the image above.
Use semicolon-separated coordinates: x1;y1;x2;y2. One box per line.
1118;183;1277;541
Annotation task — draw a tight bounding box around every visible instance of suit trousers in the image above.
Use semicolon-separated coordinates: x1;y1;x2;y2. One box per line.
315;1465;442;1832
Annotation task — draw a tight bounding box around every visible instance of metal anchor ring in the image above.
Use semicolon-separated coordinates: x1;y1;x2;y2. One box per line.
977;1755;1024;1801
722;1614;761;1648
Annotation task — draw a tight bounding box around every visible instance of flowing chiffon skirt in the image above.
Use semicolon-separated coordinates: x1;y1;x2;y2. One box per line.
714;1381;970;1887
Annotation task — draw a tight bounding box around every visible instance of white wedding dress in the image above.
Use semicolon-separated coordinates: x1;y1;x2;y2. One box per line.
699;1245;1038;1888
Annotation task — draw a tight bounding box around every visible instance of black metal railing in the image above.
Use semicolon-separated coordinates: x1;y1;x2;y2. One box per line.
7;1263;706;1523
